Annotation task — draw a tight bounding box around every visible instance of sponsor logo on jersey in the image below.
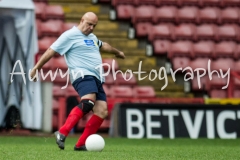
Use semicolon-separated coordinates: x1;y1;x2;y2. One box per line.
84;40;95;46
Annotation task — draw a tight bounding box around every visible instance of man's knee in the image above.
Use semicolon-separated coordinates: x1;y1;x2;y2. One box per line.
77;99;95;114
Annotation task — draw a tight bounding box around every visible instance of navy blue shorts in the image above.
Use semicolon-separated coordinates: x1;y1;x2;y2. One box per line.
72;75;106;101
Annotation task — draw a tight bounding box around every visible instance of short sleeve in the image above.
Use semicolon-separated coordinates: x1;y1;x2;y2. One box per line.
50;33;72;55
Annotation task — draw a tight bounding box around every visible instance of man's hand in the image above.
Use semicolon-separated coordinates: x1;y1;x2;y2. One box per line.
101;42;126;59
30;68;38;82
115;51;125;59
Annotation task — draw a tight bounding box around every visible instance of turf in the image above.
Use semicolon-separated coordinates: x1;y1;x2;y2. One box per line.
0;135;240;160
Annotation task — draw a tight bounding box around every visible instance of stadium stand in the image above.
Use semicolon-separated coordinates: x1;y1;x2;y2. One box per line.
153;6;177;23
221;0;240;6
115;73;137;86
176;6;198;24
192;41;214;58
33;0;240;131
198;7;220;24
172;57;190;70
34;2;47;20
116;5;134;20
132;5;155;24
110;86;134;98
168;41;193;58
220;7;240;24
45;5;64;20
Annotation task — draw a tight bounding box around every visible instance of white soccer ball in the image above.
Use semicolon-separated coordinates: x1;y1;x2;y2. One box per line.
85;134;105;151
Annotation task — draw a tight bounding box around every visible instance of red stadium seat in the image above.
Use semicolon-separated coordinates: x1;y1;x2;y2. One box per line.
189;57;209;71
192;41;214;58
198;7;220;24
171;57;190;70
116;5;134;20
63;22;78;32
115;72;137;86
200;0;221;6
153;40;171;55
53;85;65;98
235;45;240;60
45;5;64;20
103;85;111;97
220;7;240;24
46;58;68;84
234;60;240;72
233;90;240;98
51;56;68;71
132;5;155;24
65;85;78;97
135;0;160;6
153;6;177;23
40;58;54;82
104;73;114;85
34;2;46;20
38;37;57;54
135;22;151;37
179;0;200;6
41;20;63;37
52;72;70;87
148;23;174;42
102;58;119;72
159;0;179;5
36;20;42;38
112;0;136;6
210;89;227;98
41;57;53;71
107;98;130;115
221;0;240;6
211;58;234;72
234;77;240;88
173;23;196;41
168;41;193;58
110;86;133;98
214;41;237;59
196;24;217;41
133;86;156;98
217;24;239;41
176;7;198;24
191;75;208;91
208;74;229;90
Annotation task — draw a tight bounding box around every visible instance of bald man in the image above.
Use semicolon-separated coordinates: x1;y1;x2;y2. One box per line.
30;12;125;151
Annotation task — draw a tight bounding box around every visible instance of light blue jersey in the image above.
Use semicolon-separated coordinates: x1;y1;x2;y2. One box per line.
50;26;105;83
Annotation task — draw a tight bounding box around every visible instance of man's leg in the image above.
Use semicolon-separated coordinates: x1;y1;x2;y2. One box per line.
74;100;108;150
55;94;96;150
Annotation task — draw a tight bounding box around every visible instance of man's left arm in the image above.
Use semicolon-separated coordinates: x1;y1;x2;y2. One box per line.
100;42;125;59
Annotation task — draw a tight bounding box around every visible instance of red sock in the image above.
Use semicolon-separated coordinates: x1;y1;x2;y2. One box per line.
75;114;104;147
59;106;83;136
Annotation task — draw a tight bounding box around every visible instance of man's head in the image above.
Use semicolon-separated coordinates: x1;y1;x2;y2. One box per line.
78;12;98;35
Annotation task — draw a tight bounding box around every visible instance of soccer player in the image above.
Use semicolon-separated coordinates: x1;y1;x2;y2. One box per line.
30;12;125;151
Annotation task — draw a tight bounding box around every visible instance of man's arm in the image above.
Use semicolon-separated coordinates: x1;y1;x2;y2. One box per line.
30;48;57;80
100;42;125;59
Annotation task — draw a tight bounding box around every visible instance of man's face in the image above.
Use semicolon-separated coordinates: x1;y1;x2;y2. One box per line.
81;18;97;35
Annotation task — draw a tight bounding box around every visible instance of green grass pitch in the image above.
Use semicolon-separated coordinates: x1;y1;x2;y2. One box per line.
0;136;240;160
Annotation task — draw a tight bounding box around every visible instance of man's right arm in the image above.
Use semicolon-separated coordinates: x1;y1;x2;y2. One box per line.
30;48;56;80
